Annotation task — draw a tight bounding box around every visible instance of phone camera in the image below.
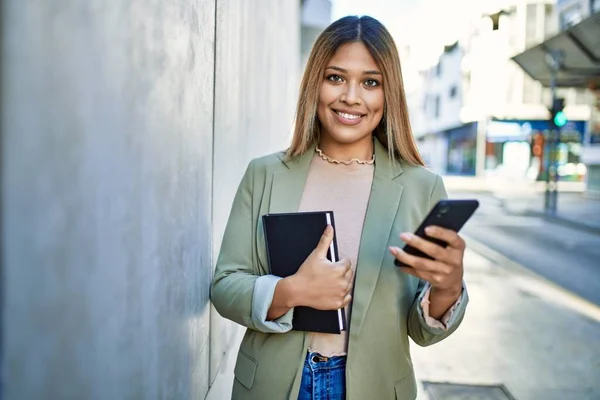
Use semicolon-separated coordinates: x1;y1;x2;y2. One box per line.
438;205;450;215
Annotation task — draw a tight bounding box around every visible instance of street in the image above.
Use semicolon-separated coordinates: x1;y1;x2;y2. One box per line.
410;181;600;400
413;246;600;400
452;190;600;306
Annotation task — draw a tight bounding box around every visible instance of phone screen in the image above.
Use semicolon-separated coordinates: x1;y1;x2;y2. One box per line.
395;199;479;265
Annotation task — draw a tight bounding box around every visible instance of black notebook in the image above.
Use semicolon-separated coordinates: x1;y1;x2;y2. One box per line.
262;211;347;334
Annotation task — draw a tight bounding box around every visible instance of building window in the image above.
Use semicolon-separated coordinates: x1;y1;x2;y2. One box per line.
593;0;600;13
525;4;539;48
449;85;457;98
560;5;582;30
544;4;557;39
434;95;441;118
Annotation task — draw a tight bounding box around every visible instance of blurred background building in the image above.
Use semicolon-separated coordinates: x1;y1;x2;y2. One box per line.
406;0;599;194
302;0;334;66
511;0;600;197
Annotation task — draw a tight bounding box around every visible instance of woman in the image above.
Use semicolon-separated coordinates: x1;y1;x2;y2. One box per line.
211;15;468;400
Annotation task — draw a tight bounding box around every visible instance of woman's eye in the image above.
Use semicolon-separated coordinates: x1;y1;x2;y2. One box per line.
364;79;380;87
327;74;343;82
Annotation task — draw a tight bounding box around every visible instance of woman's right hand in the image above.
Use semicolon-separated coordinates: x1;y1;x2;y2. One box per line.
287;225;354;310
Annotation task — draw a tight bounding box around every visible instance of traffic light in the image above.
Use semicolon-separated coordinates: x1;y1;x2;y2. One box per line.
551;98;567;128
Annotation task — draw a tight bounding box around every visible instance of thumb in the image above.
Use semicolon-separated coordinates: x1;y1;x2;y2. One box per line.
314;225;334;258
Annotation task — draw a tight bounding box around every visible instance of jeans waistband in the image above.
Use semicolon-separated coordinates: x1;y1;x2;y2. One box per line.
305;351;346;369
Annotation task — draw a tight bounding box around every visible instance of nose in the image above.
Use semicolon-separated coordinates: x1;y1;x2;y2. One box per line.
340;82;361;105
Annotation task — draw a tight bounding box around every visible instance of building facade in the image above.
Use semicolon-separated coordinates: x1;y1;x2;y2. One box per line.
555;0;600;195
409;43;465;174
512;0;600;195
301;0;333;66
555;0;600;28
408;0;591;182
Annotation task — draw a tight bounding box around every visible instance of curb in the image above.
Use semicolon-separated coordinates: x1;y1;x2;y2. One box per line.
494;198;600;235
463;234;600;323
523;210;600;235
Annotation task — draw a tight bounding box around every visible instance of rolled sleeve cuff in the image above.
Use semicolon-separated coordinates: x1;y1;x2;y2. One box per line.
251;275;294;333
418;282;466;333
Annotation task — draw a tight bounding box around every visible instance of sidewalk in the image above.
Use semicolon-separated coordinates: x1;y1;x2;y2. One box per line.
412;239;600;400
499;192;600;234
443;175;600;234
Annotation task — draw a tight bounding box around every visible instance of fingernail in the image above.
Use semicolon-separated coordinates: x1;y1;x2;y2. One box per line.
389;246;398;255
400;233;413;241
425;226;434;235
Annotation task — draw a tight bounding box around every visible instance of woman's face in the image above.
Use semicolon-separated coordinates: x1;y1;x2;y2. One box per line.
317;42;385;148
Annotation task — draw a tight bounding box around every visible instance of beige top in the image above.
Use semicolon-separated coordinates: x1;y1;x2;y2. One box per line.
298;151;374;357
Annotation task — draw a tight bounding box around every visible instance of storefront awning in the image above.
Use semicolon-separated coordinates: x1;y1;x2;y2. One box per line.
511;12;600;88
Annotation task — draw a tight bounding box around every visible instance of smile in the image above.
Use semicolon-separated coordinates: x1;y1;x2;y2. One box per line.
333;109;365;125
336;111;362;119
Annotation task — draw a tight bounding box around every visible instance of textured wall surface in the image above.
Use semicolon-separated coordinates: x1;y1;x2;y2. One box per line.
1;0;301;399
2;0;216;398
209;0;300;392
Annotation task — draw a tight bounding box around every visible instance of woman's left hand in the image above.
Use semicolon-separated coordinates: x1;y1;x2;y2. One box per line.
389;225;465;293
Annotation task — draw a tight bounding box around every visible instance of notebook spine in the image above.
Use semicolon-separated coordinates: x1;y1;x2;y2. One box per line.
326;212;345;332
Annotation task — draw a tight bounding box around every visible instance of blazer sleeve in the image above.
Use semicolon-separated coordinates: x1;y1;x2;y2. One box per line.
210;160;263;330
407;174;469;347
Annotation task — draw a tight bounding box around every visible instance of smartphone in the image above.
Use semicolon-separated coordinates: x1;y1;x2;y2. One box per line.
394;199;479;266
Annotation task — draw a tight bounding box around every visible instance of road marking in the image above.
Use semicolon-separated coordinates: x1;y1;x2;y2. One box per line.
464;234;600;323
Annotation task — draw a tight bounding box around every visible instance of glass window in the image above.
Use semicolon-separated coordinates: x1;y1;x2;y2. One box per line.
449;86;457;98
560;5;582;30
544;4;557;38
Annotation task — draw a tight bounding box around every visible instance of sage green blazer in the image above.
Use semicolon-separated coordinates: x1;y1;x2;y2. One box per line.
211;139;468;400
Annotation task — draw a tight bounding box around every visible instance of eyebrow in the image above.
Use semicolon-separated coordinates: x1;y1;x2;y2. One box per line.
326;66;382;76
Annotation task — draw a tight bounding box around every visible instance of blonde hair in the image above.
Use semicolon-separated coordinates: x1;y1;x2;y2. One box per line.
287;16;425;166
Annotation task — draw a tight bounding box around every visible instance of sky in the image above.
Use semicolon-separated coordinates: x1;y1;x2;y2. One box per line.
330;0;503;71
331;0;420;45
332;0;420;20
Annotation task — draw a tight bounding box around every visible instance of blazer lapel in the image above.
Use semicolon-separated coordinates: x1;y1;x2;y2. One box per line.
269;148;315;214
256;148;314;273
350;140;404;336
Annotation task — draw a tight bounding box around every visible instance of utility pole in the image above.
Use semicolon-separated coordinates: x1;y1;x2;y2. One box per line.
544;50;565;216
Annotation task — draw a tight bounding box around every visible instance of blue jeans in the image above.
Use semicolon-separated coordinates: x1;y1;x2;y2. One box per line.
298;351;346;400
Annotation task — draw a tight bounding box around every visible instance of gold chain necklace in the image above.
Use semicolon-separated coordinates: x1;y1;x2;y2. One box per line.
315;147;375;165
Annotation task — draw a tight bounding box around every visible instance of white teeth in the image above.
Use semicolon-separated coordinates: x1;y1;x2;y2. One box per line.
336;111;362;120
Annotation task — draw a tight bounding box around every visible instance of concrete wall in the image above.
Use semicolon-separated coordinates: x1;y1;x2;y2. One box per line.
1;0;300;399
209;1;300;397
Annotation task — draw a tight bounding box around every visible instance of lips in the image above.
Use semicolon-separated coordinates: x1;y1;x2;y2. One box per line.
332;109;365;126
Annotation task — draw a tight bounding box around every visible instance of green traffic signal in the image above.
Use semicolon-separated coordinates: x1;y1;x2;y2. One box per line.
554;110;567;127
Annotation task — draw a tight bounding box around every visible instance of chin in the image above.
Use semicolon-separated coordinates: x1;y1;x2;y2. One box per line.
326;128;372;145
